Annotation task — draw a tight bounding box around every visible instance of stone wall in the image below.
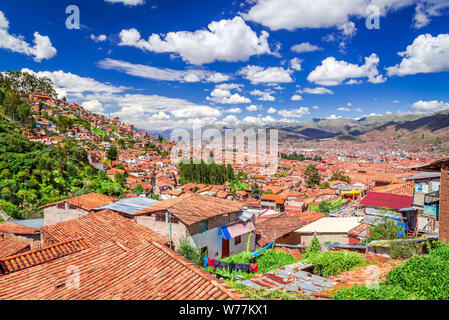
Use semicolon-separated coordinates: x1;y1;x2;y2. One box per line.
439;162;449;241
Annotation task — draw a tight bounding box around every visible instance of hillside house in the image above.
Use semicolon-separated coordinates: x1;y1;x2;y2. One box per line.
132;194;256;258
40;193;117;225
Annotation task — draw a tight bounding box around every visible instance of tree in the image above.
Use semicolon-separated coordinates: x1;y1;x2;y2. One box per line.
251;183;261;199
304;164;321;187
133;184;144;195
369;214;403;241
330;170;351;183
107;145;118;163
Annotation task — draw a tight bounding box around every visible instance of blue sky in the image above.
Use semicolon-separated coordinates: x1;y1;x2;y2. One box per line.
1;0;449;131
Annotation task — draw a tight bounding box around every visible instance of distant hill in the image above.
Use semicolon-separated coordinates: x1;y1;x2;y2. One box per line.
192;110;449;144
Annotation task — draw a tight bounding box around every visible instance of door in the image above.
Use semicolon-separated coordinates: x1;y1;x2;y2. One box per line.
222;239;230;258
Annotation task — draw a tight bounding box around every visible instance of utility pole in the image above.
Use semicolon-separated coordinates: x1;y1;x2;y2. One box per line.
168;211;173;250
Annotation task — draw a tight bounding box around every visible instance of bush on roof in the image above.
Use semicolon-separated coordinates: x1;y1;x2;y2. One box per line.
332;241;449;300
302;250;367;278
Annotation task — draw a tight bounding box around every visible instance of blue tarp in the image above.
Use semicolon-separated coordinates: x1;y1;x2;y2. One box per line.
219;226;232;240
251;241;274;257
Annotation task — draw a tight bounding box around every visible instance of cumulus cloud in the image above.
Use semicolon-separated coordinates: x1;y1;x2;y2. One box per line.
278;107;310;118
411;100;449;113
82;100;104;114
337;107;351;111
413;1;449;28
298;87;334;95
90;34;107;42
105;0;145;6
0;11;57;62
267;107;277;113
291;95;303;101
386;33;449;77
118;16;272;65
246;104;262;112
225;107;242;114
206;87;251;104
97;58;229;83
239;65;293;84
21;68;128;99
290;57;303;71
250;89;275;101
291;42;322;53
307;53;386;86
243;0;416;31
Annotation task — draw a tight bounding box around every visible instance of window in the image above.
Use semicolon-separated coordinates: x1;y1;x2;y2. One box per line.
199;221;208;233
155;214;166;222
234;235;242;245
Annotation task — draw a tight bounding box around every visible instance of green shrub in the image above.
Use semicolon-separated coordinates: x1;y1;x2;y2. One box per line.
389;242;420;260
255;249;297;274
303;233;321;259
369;217;402;241
333;284;413;300
333;242;449;300
176;236;205;267
303;251;366;278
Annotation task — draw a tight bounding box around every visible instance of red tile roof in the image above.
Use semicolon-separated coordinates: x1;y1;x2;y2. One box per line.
134;194;243;225
0;238;31;258
0;240;244;300
256;212;324;247
0;223;39;235
39;192;117;211
0;239;89;275
41;210;168;248
359;192;413;211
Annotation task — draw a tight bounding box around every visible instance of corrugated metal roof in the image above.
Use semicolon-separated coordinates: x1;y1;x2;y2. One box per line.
93;197;160;215
405;171;441;181
10;219;44;229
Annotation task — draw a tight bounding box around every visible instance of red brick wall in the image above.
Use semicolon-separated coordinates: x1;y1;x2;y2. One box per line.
440;162;449;242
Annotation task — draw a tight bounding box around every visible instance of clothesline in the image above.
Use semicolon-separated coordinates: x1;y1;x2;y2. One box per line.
204;257;258;273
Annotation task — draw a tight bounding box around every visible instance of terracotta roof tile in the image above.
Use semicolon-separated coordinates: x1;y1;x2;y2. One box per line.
0;238;31;258
0;239;89;275
41;210;168;248
134;194;243;225
0;240;244;300
0;223;39;235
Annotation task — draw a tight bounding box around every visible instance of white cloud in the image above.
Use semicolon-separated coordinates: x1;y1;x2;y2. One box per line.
347;102;352;106
98;58;229;83
312;105;319;110
250;89;275;101
278;107;310;118
215;83;243;91
411;100;449;113
91;34;107;42
207;87;251;104
243;0;414;31
239;65;293;84
393;100;400;103
21;68;128;99
291;42;322;53
353;107;363;112
298;87;334;95
327;114;343;120
386;33;449;77
225;107;242;114
290;57;303;71
345;79;363;85
119;16;272;65
307;53;386;86
246;104;262;112
0;11;56;62
291;94;303;101
267;107;277;113
242;115;277;125
82;100;104;114
105;0;145;6
413;1;449;28
337;107;351;111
